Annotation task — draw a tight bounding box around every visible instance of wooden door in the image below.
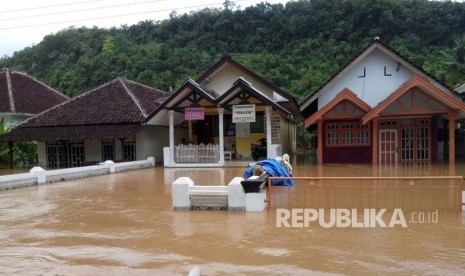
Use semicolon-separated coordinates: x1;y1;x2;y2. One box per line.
379;129;398;164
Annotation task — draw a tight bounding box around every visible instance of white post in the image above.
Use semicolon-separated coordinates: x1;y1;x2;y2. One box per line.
228;177;246;211
218;107;225;163
100;160;116;173
266;106;272;158
172;177;194;209
30;166;46;184
169;110;175;163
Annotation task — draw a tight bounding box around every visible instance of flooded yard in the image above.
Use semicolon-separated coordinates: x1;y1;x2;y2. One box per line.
0;160;464;275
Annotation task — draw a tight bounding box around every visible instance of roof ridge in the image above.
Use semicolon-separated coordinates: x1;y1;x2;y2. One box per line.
118;77;148;118
5;69;15;113
123;77;170;96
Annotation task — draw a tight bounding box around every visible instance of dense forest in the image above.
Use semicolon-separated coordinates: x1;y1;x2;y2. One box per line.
1;0;465;102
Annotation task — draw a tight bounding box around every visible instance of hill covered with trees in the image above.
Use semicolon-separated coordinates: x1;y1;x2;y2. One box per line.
1;0;465;101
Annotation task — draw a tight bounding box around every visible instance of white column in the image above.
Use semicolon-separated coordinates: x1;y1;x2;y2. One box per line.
265;106;272;158
169;110;175;163
218;107;225;163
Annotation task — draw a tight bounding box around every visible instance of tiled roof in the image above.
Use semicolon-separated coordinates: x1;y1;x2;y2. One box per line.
20;77;169;127
0;69;69;114
1;77;169;142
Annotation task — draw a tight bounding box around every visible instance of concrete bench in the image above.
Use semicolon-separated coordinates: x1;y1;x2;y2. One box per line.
189;186;229;210
172;177;267;212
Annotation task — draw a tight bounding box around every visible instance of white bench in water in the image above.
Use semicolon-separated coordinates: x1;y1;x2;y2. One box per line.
172;176;267;212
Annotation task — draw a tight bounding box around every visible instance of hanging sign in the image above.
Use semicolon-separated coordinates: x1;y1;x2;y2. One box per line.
232;104;256;123
184;107;205;120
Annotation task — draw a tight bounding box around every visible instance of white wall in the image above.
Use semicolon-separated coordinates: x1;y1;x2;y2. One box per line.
84;139;101;162
319;48;414;109
200;65;274;98
136;126;188;163
37;142;47;168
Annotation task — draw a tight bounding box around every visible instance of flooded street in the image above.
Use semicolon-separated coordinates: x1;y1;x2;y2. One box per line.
0;160;464;275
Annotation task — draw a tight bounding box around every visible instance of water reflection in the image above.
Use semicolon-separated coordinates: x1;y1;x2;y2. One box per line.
0;163;463;275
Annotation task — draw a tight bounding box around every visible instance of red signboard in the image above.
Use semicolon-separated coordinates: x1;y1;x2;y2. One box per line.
184;107;205;120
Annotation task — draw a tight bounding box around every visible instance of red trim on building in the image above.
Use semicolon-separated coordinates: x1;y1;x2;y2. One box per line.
362;75;465;125
305;88;371;129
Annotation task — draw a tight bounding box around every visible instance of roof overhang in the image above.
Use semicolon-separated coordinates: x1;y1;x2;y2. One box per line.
145;79;217;125
362;75;465;124
0;124;144;142
217;77;293;119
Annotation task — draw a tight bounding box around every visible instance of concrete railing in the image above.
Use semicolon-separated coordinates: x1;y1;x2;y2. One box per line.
0;157;155;191
172;176;266;212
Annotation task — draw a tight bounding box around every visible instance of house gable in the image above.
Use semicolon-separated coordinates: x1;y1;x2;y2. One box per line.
198;59;275;100
362;75;465;124
300;39;454;116
305;88;370;128
217;77;293;119
317;46;415;109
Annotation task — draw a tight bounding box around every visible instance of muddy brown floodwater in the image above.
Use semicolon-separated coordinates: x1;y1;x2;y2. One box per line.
0;160;464;275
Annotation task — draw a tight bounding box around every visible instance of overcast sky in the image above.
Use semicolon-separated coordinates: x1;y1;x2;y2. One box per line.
0;0;289;57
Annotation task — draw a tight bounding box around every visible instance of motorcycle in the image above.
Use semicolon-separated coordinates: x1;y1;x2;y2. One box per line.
250;138;267;161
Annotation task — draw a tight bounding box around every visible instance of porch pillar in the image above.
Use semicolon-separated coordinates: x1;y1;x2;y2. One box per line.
265;106;272;158
317;119;323;163
218;107;225;163
372;117;379;166
169;110;175;163
448;111;457;168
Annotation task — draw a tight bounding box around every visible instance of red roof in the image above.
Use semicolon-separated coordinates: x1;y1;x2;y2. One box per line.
22;77;169;127
0;77;169;142
0;69;69;114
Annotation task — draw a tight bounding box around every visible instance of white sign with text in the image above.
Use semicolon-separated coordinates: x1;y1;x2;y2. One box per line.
232;104;255;123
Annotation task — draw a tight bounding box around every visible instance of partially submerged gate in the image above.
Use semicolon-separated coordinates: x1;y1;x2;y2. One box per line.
267;176;463;211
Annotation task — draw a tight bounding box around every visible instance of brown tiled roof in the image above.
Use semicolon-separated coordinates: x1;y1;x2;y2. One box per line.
21;77;169;127
1;77;169;142
0;69;69;114
123;79;169;117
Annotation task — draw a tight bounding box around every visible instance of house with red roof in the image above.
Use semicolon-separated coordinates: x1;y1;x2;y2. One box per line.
1;77;170;169
300;38;465;167
0;69;69;126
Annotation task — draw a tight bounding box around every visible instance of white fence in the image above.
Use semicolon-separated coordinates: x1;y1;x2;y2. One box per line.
175;143;220;163
0;157;155;191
